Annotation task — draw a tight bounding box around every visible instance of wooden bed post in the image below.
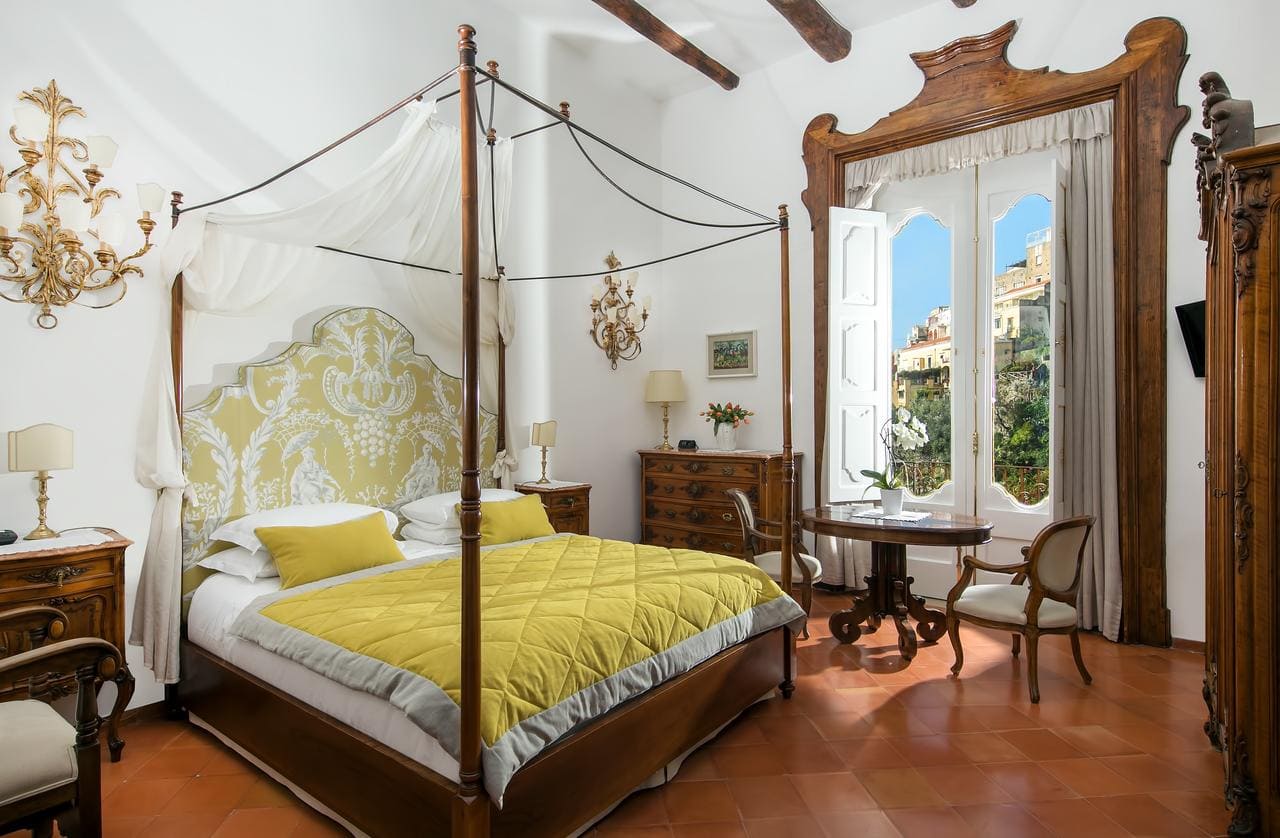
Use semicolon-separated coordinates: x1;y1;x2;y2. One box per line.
454;22;492;838
165;190;188;721
778;205;795;699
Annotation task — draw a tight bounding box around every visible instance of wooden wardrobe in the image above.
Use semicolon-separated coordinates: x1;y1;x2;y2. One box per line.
1198;77;1278;836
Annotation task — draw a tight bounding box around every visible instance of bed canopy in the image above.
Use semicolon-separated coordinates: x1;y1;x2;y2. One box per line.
130;24;797;833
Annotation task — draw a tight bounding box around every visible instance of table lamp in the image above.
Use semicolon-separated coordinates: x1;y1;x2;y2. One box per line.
7;423;74;540
644;370;686;451
530;420;557;484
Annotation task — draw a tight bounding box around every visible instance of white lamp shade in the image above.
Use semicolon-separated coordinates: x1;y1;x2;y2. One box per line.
624;271;639;289
531;420;558;447
137;182;166;213
13;103;49;140
7;424;74;473
55;196;91;233
85;135;119;168
96;210;126;247
644;370;686;403
0;192;22;230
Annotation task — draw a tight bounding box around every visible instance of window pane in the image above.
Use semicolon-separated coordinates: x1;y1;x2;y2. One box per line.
891;214;952;497
991;195;1051;506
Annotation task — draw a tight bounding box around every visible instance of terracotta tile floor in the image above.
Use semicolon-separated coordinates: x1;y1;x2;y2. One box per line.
4;592;1230;837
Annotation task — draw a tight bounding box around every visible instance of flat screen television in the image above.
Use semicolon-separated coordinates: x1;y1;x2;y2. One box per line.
1175;300;1206;378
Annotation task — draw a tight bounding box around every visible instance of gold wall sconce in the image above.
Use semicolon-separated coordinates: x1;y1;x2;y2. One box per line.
589;251;650;369
0;80;163;329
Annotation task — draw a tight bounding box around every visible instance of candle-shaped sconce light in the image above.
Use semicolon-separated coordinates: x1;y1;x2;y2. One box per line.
588;252;649;369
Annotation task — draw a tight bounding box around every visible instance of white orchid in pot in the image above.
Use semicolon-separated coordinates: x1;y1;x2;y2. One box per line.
859;407;929;515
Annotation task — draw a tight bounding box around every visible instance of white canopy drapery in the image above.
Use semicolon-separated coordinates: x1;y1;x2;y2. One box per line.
131;101;514;683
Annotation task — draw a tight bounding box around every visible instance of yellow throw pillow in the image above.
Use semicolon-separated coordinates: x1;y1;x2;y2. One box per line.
256;512;404;589
455;493;557;546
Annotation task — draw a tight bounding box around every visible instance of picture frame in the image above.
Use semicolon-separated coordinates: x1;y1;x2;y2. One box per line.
706;330;757;378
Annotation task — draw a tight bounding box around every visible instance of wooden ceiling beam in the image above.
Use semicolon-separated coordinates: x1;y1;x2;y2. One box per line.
590;0;740;90
764;0;851;63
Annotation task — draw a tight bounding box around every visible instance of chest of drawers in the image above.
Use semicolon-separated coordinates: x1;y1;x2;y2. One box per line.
516;481;591;534
0;529;129;701
638;449;801;559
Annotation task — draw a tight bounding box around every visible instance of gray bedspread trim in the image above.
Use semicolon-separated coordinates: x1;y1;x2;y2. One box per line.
228;537;804;804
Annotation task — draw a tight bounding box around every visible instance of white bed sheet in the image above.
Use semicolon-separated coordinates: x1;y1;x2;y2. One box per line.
186;539;462;781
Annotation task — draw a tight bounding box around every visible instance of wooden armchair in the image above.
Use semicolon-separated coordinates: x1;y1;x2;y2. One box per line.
0;606;130;838
944;516;1095;703
725;489;822;623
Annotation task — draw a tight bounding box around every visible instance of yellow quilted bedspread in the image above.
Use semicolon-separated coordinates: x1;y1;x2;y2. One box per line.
257;535;789;746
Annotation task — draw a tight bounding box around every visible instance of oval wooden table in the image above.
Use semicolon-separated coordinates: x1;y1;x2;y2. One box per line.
802;505;993;661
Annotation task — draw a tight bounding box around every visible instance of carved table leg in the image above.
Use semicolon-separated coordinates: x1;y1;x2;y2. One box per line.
893;615;919;660
829;590;874;644
902;574;947;643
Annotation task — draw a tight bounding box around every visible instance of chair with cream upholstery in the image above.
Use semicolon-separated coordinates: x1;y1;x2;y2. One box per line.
0;606;129;838
945;515;1095;703
725;489;822;627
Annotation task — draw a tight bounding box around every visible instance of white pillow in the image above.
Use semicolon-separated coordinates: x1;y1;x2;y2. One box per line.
211;503;398;554
197;545;277;583
401;522;462;546
401;489;523;527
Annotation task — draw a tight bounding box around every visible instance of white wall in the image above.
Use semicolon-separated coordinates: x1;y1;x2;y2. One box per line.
653;0;1280;642
0;1;643;708
505;39;666;542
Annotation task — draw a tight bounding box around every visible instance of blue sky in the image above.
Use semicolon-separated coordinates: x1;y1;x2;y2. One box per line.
891;195;1051;349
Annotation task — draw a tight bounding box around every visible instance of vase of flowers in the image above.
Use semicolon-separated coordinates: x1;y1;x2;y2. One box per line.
700;401;753;451
859;408;929;515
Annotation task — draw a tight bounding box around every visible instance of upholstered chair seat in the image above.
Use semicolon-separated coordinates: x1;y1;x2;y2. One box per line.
0;701;78;808
951;584;1077;628
752;550;824;588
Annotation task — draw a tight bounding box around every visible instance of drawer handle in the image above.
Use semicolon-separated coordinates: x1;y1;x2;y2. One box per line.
688;534;706;548
686;463;705;473
660;463;674;473
562;497;576;507
721;512;734;522
688;509;705;523
722;542;735;551
687;482;705;498
23;566;88;588
664;510;676;519
721;466;734;476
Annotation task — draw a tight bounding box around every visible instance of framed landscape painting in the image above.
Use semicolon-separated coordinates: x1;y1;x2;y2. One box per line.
707;330;757;378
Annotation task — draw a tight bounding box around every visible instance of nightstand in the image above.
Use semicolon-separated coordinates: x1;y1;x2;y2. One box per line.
0;528;134;760
516;481;591;535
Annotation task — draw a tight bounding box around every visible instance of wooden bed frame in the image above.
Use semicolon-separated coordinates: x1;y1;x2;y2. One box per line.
178;627;786;837
165;23;799;838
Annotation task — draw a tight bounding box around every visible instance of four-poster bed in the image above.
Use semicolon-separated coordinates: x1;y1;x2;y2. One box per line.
135;23;801;837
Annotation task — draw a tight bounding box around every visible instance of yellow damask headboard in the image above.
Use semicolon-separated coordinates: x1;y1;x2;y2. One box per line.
181;307;498;588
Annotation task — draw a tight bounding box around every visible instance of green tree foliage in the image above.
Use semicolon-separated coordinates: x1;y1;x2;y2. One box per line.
993;366;1049;468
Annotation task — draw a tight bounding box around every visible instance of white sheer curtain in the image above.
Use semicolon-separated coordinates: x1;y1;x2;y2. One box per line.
822;102;1118;624
131;101;514;683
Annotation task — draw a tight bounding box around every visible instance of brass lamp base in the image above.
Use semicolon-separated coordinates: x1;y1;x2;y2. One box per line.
535;445;551;484
656;402;674;450
24;471;59;540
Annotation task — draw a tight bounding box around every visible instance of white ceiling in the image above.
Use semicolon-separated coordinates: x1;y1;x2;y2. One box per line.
494;0;938;99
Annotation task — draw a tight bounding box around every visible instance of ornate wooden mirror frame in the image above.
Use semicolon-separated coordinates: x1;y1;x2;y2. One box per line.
801;18;1189;645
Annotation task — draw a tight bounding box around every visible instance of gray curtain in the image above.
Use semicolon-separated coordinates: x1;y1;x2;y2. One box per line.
1057;131;1122;640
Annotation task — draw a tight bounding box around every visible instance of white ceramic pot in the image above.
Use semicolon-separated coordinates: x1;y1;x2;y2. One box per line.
880;487;905;516
714;423;738;451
